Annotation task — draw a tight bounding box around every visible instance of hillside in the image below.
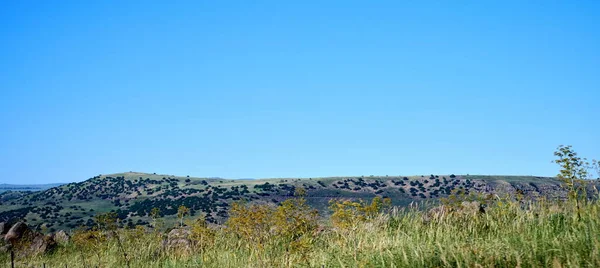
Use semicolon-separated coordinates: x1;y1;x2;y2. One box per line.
0;172;566;232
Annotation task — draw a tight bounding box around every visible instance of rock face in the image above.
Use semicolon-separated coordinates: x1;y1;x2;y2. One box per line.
53;230;70;244
0;222;58;255
28;234;57;255
488;181;566;200
4;222;32;244
163;228;192;252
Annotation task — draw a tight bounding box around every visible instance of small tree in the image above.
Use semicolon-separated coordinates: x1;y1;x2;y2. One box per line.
294;187;307;197
150;207;162;229
592;159;600;180
274;187;318;240
94;212;118;231
177;205;190;227
329;196;391;230
189;215;215;253
94;212;130;267
226;201;275;248
554;145;590;220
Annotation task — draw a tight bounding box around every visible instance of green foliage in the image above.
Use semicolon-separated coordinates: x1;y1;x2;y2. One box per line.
149;207;163;230
225;188;319;257
329;196;391;229
226;201;275;247
553;145;597;220
189;216;215;252
94;212;118;231
592;159;600;180
554;145;589;182
176;205;189;227
273;194;318;241
72;228;105;249
150;207;160;219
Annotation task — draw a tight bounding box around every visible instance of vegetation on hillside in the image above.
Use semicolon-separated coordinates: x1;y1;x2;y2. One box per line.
0;172;566;231
0;145;598;267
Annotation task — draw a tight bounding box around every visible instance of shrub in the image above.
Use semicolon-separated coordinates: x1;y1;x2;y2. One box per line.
226;201;276;247
329;196;391;230
273;192;318;241
189;216;215;251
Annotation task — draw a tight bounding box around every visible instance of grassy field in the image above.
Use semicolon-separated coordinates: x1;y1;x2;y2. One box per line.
3;194;599;268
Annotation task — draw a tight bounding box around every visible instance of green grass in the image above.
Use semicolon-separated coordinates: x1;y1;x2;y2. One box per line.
3;196;599;268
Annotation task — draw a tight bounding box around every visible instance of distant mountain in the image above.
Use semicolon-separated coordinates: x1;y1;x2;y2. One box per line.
0;172;571;232
0;183;65;193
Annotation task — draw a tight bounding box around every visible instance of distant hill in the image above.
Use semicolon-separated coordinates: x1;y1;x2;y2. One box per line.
0;183;65;193
0;172;569;232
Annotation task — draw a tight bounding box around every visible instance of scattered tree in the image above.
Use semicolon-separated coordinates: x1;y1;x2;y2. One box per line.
177;205;190;227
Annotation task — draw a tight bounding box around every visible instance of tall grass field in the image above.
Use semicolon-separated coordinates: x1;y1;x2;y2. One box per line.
2;194;599;268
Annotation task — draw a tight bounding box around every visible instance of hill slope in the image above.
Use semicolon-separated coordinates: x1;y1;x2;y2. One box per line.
0;172;566;231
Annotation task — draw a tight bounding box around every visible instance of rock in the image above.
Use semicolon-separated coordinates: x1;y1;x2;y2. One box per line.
163;228;192;252
53;230;70;244
2;222;56;256
460;201;486;215
423;205;450;223
28;234;56;255
0;222;8;235
4;222;31;244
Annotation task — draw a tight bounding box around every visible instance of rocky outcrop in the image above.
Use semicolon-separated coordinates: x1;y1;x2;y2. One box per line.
28;234;56;255
162;228;192;252
0;222;57;255
52;230;70;244
486;181;567;200
460;201;486;215
4;222;32;244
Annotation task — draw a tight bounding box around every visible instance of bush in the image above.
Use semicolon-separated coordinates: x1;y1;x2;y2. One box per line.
226;201;275;246
329;196;391;230
189;216;215;251
273;193;318;241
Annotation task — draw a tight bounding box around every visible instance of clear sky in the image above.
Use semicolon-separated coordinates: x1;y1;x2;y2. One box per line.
1;1;599;184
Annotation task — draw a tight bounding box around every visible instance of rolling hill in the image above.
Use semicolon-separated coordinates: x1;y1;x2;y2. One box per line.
0;172;567;232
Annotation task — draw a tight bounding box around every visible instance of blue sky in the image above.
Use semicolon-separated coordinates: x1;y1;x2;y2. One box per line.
1;1;599;184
